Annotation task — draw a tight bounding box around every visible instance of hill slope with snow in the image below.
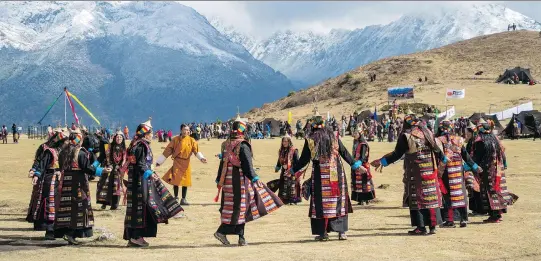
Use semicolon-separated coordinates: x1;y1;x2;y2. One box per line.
0;1;293;128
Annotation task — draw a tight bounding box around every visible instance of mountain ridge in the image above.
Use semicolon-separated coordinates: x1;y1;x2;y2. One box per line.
211;3;541;87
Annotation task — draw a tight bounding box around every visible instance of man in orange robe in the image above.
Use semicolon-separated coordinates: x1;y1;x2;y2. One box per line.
156;124;207;206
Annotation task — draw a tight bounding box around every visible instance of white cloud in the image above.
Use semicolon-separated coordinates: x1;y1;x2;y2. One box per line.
180;1;541;38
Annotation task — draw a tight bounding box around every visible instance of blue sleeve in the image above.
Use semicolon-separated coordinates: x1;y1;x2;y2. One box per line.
463;162;471;171
34;171;42;178
252;176;260;182
92;160;100;169
143;169;154;180
95;167;103;177
442;156;449;165
352;160;362;170
472;163;479;171
381;157;389;167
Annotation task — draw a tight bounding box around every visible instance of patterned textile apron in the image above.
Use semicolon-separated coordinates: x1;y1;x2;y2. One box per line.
438;135;467;209
352;142;374;195
55;149;94;231
219;139;282;225
404;129;442;210
307;138;352;219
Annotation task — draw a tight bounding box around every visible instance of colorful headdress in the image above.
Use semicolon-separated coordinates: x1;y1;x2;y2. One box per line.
311;105;325;129
50;128;69;144
69;127;83;146
478;123;492;134
404;113;419;126
137;117;153;135
439;119;454;134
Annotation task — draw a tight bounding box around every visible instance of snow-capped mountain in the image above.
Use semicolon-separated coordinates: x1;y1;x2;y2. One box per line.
0;1;293;128
211;3;541;87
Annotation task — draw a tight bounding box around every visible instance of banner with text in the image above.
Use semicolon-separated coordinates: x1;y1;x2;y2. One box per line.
446;89;465;99
388;86;414;100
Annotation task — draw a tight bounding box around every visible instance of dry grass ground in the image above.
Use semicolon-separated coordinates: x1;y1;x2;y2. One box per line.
246;31;541;121
1;136;540;261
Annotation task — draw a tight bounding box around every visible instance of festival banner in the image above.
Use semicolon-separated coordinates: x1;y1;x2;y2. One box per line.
67;91;101;125
437;106;456;118
387;86;414;100
446;89;465;99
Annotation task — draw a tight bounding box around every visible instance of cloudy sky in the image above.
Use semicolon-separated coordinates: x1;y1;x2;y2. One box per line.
181;1;541;38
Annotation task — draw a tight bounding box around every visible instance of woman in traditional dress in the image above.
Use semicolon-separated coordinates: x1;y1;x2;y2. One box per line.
471;122;512;223
96;131;127;210
28;128;63;178
274;135;301;205
124;118;184;247
214;118;283;246
26;129;69;239
55;127;105;245
388;121;396;142
351;130;375;205
435;120;481;228
290;109;362;241
371;113;445;235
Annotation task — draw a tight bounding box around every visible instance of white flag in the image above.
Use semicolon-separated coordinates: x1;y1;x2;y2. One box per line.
446;89;465;99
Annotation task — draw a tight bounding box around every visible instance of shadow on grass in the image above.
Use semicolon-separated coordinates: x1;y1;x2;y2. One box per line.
386;215;411;218
76;232;421;249
78;239;318;249
354;206;405;210
0;218;28;222
0;235;67;249
0;213;26;216
347;232;409;238
0;227;34;232
350;227;410;232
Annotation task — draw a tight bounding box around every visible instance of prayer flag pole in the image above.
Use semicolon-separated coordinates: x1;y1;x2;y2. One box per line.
37;90;64;125
64;88;67;127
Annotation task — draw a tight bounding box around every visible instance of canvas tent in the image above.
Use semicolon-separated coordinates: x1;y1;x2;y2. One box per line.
262;118;281;137
421;113;437;121
469;113;504;131
496;67;536;84
503;110;541;137
357;110;373;121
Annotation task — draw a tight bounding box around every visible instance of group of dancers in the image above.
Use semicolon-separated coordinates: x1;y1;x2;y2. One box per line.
24;107;516;247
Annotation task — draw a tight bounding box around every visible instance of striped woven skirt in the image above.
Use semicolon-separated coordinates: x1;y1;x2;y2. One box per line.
220;163;282;225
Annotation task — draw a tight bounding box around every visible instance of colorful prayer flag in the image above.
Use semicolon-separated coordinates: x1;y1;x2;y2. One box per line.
67;91;101;125
64;89;80;125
